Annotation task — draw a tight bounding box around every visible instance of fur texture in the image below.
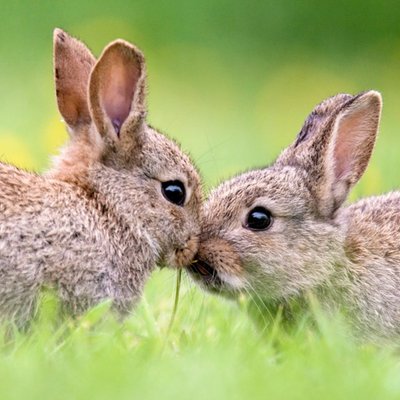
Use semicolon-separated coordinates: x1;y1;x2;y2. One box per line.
186;91;400;340
0;29;202;325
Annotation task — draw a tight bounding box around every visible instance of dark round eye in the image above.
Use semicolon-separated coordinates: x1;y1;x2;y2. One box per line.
246;207;272;231
161;180;186;206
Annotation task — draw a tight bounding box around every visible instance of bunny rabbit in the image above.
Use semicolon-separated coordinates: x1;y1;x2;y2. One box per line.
0;29;201;326
187;90;400;339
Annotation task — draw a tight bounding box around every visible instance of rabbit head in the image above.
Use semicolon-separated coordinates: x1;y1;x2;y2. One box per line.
188;91;381;300
50;29;201;268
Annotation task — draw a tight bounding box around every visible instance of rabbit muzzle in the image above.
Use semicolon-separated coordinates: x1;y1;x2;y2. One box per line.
186;237;245;295
163;234;199;268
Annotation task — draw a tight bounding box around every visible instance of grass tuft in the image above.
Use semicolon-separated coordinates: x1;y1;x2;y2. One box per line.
0;271;399;400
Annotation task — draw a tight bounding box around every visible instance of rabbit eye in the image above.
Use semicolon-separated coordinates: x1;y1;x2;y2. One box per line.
246;207;272;231
161;180;186;206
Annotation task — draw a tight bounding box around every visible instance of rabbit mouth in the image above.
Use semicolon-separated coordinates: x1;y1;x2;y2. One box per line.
188;259;222;288
188;259;245;298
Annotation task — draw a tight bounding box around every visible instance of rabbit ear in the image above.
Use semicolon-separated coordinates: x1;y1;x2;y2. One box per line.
278;91;382;217
53;28;96;130
88;40;146;147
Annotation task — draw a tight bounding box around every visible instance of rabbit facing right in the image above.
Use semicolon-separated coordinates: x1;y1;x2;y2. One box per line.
187;90;400;339
0;29;202;326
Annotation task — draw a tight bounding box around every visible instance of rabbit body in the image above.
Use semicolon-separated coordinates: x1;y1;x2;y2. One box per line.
0;160;155;321
189;91;400;339
0;30;201;324
335;192;400;337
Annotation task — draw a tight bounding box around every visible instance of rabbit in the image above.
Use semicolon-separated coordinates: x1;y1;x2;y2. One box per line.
187;90;400;340
0;29;202;326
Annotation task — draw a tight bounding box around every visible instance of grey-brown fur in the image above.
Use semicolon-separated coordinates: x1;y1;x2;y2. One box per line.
0;29;202;325
187;91;400;340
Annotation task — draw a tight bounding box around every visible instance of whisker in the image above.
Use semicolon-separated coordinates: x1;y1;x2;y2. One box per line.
194;138;231;165
242;285;270;335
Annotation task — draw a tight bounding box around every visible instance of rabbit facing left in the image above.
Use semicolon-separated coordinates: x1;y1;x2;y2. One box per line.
0;29;202;325
186;90;400;340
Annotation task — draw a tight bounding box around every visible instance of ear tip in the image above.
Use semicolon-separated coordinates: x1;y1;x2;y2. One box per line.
362;90;383;107
53;28;69;43
104;39;130;51
348;90;382;115
103;39;145;61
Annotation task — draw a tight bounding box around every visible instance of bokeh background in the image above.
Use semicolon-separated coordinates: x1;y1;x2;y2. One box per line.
1;2;400;399
1;1;400;195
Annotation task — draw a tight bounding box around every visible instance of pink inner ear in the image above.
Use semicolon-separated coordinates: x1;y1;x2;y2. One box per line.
102;58;140;135
333;107;372;181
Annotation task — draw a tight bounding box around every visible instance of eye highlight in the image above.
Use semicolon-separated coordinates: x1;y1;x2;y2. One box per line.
161;180;186;206
246;207;272;231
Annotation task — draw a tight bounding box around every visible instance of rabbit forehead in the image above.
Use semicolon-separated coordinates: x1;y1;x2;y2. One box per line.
203;165;313;226
140;126;201;190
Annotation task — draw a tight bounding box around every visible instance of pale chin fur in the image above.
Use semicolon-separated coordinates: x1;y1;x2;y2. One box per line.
218;272;246;292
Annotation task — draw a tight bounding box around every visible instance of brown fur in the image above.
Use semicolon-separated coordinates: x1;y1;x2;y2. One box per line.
0;29;202;325
187;91;400;340
53;28;96;128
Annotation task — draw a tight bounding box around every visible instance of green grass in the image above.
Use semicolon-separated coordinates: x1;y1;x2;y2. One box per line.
1;1;400;399
1;275;400;400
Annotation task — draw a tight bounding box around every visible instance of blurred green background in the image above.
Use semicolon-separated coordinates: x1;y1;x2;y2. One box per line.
1;0;400;194
1;1;400;399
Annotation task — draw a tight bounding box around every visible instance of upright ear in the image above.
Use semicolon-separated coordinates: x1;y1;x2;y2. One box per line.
88;39;146;147
53;28;96;130
278;91;382;217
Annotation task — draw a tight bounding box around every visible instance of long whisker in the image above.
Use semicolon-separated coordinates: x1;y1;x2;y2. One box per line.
245;289;269;332
194;137;231;165
182;273;198;331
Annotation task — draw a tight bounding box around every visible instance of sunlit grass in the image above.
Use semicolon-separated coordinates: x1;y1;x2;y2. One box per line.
1;272;400;400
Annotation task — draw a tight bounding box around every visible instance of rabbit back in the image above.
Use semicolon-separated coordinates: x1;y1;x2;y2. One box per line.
335;192;400;337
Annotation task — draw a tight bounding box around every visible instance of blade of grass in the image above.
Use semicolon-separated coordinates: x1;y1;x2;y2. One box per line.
166;268;182;336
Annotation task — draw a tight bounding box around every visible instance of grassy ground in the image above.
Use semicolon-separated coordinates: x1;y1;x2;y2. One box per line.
1;1;400;399
1;278;400;400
